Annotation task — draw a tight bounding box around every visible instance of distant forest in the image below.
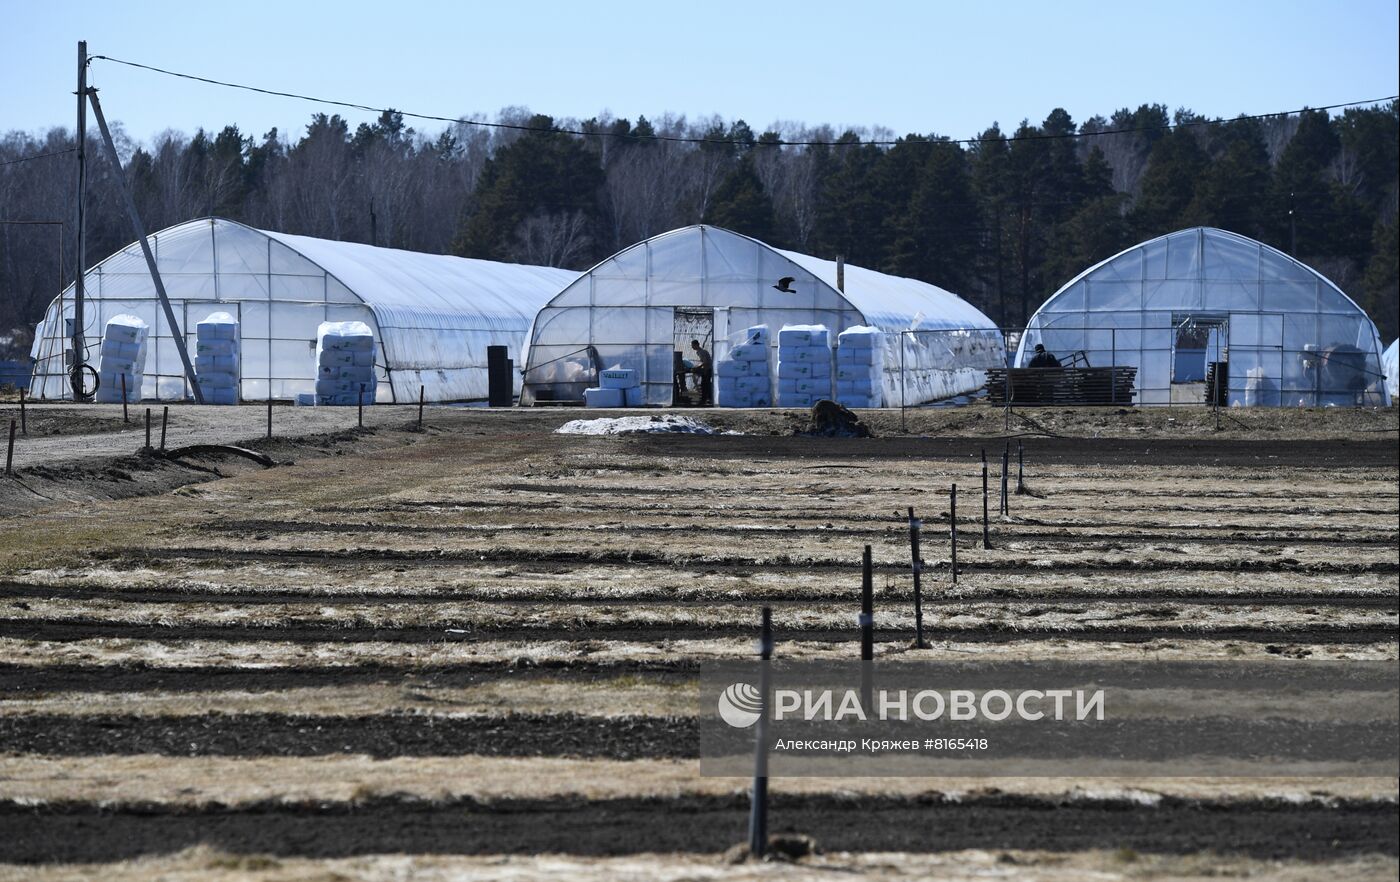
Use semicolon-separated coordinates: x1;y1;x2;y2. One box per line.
2;100;1397;356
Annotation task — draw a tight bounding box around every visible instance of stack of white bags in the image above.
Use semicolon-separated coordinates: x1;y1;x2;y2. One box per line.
777;324;832;407
716;325;772;407
585;367;642;407
835;326;886;408
94;314;148;403
194;311;240;405
314;320;377;406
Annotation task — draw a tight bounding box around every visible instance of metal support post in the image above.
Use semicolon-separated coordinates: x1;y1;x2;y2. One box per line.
907;506;926;648
949;484;958;584
748;606;773;859
981;449;990;549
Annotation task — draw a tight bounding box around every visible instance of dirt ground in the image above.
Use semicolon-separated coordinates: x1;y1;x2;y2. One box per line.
0;402;1396;879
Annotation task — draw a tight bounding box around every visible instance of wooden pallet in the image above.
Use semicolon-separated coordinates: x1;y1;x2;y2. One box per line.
986;367;1138;406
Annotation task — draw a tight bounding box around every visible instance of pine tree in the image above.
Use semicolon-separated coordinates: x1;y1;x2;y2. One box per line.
452;115;604;264
704;158;777;244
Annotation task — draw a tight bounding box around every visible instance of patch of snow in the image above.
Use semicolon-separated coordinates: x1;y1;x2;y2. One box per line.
555;415;739;436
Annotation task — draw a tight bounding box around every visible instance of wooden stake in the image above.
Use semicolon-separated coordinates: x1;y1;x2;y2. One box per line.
18;389;26;435
5;420;15;476
418;384;425;428
267;399;273;440
159;406;168;450
358;384;365;428
121;373;129;423
144;408;151;451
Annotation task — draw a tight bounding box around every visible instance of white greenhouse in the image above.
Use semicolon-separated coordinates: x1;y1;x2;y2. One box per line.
1015;227;1391;407
29;217;579;402
521;225;1003;406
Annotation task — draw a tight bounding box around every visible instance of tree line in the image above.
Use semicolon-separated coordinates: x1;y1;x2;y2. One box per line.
1;100;1396;357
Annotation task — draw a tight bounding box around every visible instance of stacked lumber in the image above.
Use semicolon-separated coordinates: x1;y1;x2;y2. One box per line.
986;366;1137;405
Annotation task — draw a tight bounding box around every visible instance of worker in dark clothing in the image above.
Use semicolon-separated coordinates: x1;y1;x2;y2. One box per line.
690;339;714;405
1028;343;1060;368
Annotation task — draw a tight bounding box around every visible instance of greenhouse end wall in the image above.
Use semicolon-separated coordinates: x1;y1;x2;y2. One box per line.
1014;228;1390;407
29;218;571;403
523;226;1004;407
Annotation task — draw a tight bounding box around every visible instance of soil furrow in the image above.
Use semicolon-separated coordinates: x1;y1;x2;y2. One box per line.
1;793;1393;863
84;546;1400;574
3;618;1392;644
4;582;1394;608
0;661;692;695
199;518;1400;547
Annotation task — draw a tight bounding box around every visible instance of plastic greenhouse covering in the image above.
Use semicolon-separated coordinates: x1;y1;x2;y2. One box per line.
522;225;1003;406
29;217;578;402
1015;228;1391;407
1384;340;1399;400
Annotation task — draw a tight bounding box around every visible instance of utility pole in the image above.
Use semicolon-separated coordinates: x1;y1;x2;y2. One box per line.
71;40;88;399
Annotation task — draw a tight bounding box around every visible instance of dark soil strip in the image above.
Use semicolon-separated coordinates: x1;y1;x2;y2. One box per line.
0;660;696;695
621;435;1400;470
2;713;1392;766
5;582;1395;609
0;712;691;759
88;546;1400;575
4;619;1393;645
1;794;1394;863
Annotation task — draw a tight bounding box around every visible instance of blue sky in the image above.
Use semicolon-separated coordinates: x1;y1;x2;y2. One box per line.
2;0;1397;145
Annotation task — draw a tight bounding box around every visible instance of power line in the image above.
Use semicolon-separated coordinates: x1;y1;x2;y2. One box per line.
0;147;76;168
90;54;1398;149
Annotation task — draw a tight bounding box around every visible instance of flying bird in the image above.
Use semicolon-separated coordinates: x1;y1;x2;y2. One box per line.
772;277;797;293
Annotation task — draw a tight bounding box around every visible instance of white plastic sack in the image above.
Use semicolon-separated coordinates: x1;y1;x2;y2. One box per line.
94;315;148;403
315;321;377;405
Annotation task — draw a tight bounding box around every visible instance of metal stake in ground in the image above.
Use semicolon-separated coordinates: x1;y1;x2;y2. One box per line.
981;449;990;549
1016;440;1026;495
949;484;958;585
121;374;129;423
358;384;365;428
907;506;927;648
143;408;152;452
860;544;874;710
266;399;273;440
1000;444;1010;515
748;605;773;859
418;384;425;428
5;420;15;477
18;389;26;435
159;406;168;450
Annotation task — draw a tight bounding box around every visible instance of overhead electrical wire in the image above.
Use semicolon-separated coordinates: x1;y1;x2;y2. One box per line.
89;54;1398;149
0;147;77;168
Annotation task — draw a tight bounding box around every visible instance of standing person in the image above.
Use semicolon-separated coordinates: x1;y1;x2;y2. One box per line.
690;339;713;405
1028;343;1060;368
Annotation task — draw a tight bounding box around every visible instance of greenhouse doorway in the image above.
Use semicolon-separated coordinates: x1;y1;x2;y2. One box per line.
1171;313;1228;403
673;308;714;406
